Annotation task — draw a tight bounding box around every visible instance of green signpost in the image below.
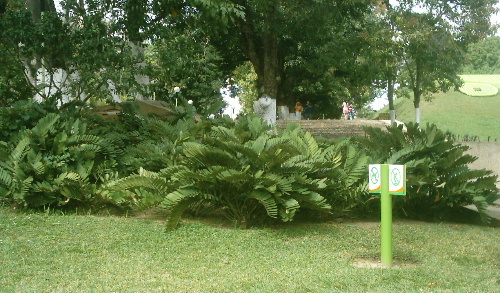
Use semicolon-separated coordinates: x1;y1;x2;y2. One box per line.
369;164;406;267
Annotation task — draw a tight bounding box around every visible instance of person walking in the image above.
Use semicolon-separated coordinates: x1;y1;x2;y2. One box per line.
295;101;304;119
342;101;349;120
304;101;312;120
348;103;355;120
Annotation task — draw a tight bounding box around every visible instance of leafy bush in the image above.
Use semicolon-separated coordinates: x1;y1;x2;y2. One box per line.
0;113;115;208
0;100;47;141
356;122;499;222
107;115;354;229
319;139;369;217
0;99;94;142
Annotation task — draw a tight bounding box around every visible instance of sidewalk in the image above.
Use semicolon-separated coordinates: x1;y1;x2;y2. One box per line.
465;198;500;221
487;199;500;220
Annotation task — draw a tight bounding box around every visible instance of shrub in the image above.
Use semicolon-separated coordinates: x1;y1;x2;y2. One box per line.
0;113;115;208
319;138;370;217
106;115;347;229
356;122;499;222
0;100;47;141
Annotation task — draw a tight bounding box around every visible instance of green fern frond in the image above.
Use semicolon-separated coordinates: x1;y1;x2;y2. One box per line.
138;167;162;178
26;150;42;165
209;126;238;142
303;131;321;158
162;187;200;209
295;191;330;210
10;137;31;163
321;145;343;166
95;160;117;179
249;190;278;218
31;113;59;138
57;172;82;183
215;169;252;183
247;115;271;138
183;142;240;168
264;136;294;153
165;197;198;231
70;144;101;154
160;165;190;177
223;141;260;161
260;173;293;193
472;196;492;223
32;161;45;175
68;134;101;145
248;135;267;155
145;119;175;137
32;180;54;194
279;198;300;221
133;187;165;209
0;167;13;188
76;160;94;179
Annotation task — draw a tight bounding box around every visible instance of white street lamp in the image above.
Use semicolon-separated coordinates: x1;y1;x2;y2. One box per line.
173;86;180;106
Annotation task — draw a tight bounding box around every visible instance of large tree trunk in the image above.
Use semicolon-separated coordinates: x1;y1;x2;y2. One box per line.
253;32;283;102
26;0;56;22
237;1;286;106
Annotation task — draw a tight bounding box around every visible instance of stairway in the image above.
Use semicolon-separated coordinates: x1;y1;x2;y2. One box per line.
276;119;390;138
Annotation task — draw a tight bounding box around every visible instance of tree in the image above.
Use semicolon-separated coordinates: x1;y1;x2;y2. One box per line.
219;0;373;109
25;0;56;22
145;25;226;110
389;0;497;124
0;0;138;104
356;6;402;124
116;0;376;112
461;36;500;74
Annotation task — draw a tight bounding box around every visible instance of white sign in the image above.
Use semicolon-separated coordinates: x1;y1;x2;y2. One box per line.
369;164;381;193
389;165;405;195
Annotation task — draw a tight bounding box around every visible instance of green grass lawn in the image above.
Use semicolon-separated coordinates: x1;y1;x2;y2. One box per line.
376;75;500;141
1;209;499;293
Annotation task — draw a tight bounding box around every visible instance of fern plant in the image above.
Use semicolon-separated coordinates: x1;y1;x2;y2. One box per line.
319;139;370;216
107;115;341;229
0;113;115;208
356;122;499;222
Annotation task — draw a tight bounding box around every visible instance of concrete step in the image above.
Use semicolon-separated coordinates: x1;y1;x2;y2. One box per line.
276;119;390;138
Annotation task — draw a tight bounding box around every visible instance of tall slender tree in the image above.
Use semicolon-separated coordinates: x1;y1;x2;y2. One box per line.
389;0;497;123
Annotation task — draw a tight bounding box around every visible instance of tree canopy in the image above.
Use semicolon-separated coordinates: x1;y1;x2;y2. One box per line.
381;0;497;123
461;36;500;74
0;0;497;115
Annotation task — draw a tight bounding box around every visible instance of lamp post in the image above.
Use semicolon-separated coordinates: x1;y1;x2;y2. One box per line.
173;86;180;107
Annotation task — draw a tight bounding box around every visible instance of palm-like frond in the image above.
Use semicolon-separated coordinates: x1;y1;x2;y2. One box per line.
0;167;13;190
30;113;59;139
183;141;241;168
249;190;278;218
165;197;198;231
358;121;499;222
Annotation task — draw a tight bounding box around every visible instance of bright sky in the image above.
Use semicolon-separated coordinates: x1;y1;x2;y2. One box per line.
493;3;500;35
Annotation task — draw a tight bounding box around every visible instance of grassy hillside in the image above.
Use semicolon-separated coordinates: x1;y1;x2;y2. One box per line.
376;75;500;141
